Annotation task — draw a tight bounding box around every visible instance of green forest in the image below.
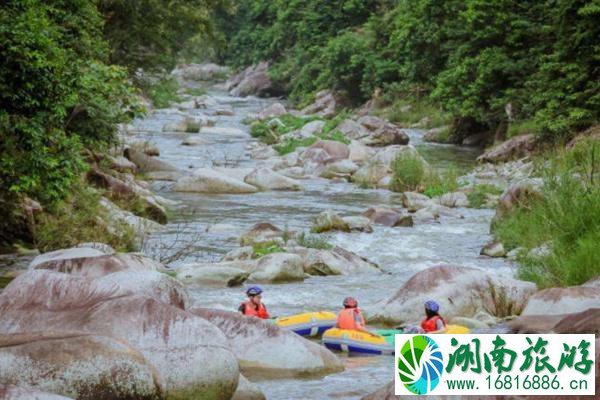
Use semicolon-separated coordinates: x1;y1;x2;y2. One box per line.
1;0;599;286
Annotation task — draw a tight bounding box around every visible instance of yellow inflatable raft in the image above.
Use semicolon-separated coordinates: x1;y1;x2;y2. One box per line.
275;311;337;337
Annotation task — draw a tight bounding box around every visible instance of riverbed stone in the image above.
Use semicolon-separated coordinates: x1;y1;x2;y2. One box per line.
0;270;240;399
311;210;350;233
320;159;359;178
438;191;469;208
0;332;162;400
310;140;350;160
521;286;600;316
232;374;266;400
201;126;246;136
290;246;380;276
480;241;506;258
244;168;302;191
0;385;74;400
174;168;258;194
223;246;255;261
124;148;178;173
348;140;373;163
300;90;338;118
300;120;325;137
361;206;413;227
99;197;163;234
342;216;373;233
191;308;344;378
351;162;389;187
337;120;370;140
401;192;434;212
173;63;229;81
230;61;276;97
176;263;250;286
247;253;304;283
358;116;409;146
367;264;536;325
239;222;284;246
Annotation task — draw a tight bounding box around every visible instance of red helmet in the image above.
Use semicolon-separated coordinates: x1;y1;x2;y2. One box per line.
343;297;358;308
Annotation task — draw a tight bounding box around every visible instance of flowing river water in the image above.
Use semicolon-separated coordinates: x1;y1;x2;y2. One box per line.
130;82;517;399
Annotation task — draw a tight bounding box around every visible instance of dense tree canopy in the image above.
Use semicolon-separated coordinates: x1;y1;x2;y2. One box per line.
221;0;600;139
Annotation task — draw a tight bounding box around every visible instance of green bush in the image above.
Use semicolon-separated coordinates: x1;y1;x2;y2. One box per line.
274;137;318;155
141;76;182;109
467;184;503;208
252;241;284;258
33;184;137;253
250;114;320;144
422;168;460;198
390;152;428;192
494;139;600;288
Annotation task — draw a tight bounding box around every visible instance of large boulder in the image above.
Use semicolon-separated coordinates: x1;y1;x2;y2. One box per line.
248;253;305;283
30;249;162;278
320;159;359;179
521;286;600;316
351;162;390;187
232;374;266;400
358;116;409;146
290;246;380;276
176;263;249;287
348;141;373;163
300;120;325;137
480;241;506;258
173;168;258;194
99;198;163;234
310;140;350;160
477;134;536;163
367;264;536;325
230;61;277;97
311;210;350;233
244;168;302;191
342;216;373;233
123;148;178;173
0;270;239;399
191;308;343;378
0;332;162;399
0;385;73;400
553;308;600;335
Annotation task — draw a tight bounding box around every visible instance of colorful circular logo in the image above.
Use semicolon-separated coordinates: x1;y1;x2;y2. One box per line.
397;335;444;394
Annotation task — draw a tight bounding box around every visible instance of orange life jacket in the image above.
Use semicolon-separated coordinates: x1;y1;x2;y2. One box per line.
337;308;365;330
421;315;445;332
242;301;270;319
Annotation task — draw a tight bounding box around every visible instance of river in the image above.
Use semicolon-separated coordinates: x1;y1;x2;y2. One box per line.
129;82;517;399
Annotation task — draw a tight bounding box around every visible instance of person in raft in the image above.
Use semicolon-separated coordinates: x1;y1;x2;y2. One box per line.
336;297;373;334
421;300;446;333
238;286;270;319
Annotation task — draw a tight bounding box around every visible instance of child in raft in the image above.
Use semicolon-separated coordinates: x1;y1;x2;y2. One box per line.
336;297;376;335
238;286;270;319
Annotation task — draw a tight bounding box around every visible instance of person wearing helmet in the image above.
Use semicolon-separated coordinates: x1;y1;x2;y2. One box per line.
421;300;446;332
238;286;270;319
336;297;370;333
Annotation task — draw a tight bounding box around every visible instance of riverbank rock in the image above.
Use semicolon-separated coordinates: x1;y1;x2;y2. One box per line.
99;198;163;234
477;134;536;163
248;253;304;283
310;140;350;160
338;120;370;140
290;246;380;276
342;216;373;233
255;103;287;121
312;211;350;233
176;263;249;286
0;332;162;399
437;191;469;208
402;192;434;212
244;168;302;191
191;308;344;379
239;222;284;246
423;126;451;143
0;270;240;399
300;90;338;118
229;61;277;97
351;162;389;186
124;148;178;173
30;248;162;277
358;116;409;146
521;286;600;316
348;141;373;163
367;264;536;325
493;178;543;221
174;168;258;194
361;206;413;227
480;241;506;258
320;159;359;178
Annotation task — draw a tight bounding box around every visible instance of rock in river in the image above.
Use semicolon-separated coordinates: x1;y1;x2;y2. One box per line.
174;168;258;194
